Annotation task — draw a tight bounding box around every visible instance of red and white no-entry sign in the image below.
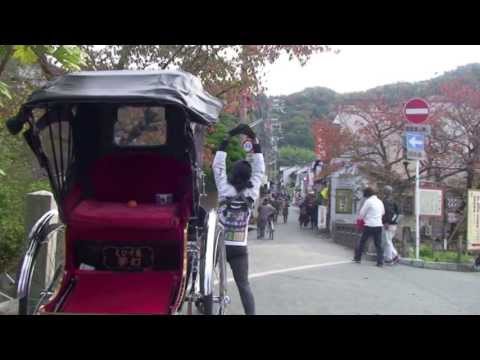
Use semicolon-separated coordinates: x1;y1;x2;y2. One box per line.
404;98;430;124
242;139;253;153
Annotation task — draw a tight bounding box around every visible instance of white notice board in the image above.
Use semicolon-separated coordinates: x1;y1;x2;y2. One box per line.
419;188;443;217
467;190;480;251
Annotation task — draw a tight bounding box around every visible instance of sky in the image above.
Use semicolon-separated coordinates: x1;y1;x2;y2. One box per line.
263;45;480;96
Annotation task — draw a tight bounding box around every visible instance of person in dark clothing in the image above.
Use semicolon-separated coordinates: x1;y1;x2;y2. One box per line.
382;185;400;264
257;198;276;239
299;201;310;227
282;198;290;223
303;193;316;229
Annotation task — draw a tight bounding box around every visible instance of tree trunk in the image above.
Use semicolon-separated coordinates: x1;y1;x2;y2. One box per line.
114;45;134;70
0;45;14;77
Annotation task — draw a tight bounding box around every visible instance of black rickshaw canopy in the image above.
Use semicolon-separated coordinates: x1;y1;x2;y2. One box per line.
6;70;223;222
21;70;223;125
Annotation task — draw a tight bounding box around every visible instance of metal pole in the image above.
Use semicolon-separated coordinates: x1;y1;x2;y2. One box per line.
415;160;420;260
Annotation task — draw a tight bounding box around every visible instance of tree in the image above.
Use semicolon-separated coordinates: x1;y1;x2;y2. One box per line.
338;96;406;189
429;80;480;188
0;67;50;272
0;45;86;103
0;46;85;272
311;118;351;177
203;113;246;191
278;146;316;167
278;114;315;149
79;45;331;116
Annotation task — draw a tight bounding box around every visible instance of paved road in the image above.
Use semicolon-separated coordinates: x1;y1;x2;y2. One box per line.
225;207;480;315
3;207;477;315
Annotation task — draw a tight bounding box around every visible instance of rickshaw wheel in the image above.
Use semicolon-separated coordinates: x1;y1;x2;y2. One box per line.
202;235;227;315
199;210;228;315
17;211;65;315
18;260;64;315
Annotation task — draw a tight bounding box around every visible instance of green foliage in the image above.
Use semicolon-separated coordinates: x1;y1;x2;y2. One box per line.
0;107;50;272
0;81;12;106
279;115;315;149
273;87;338;155
50;46;86;71
283;87;337;119
11;46;38;64
0;64;53;272
0;45;86;102
413;245;474;264
10;45;85;71
278;145;316;167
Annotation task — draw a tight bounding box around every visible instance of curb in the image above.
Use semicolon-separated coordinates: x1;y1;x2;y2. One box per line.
399;258;480;272
364;253;479;272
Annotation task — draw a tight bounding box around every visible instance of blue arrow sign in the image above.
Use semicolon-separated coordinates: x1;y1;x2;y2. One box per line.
406;132;425;152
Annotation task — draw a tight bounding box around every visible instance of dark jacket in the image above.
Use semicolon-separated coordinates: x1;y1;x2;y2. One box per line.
382;197;400;225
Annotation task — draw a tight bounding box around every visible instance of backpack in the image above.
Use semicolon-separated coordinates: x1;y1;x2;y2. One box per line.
218;193;253;246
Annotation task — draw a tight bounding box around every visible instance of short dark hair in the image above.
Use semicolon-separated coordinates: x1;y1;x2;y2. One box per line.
363;187;375;198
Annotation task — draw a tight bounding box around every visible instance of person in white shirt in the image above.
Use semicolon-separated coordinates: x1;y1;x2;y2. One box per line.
212;124;265;315
354;187;386;267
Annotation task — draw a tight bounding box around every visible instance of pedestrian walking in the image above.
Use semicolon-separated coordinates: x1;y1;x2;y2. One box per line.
257;198;276;239
299;200;310;228
273;195;282;224
282;198;290;223
382;185;400;265
354;187;385;267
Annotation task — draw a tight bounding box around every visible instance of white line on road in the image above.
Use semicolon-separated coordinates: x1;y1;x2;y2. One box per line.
226;260;351;283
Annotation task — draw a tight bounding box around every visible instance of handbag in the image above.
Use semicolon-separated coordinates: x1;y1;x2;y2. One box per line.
356;218;365;232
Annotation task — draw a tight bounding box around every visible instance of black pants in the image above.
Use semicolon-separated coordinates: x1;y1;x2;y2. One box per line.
257;220;266;239
226;246;255;315
354;226;384;265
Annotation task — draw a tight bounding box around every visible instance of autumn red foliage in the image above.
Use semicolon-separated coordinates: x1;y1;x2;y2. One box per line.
311;118;350;178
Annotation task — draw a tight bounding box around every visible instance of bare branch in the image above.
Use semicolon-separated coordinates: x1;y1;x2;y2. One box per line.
215;82;242;97
160;45;186;69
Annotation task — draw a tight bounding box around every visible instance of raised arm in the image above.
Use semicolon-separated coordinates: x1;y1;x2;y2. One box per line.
212;136;231;196
249;139;265;201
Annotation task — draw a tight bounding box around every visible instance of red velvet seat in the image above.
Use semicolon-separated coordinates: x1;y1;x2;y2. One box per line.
70;200;181;230
89;152;192;204
60;270;179;314
51;152;192;314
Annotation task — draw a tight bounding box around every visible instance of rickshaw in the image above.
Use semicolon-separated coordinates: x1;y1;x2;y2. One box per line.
7;70;229;315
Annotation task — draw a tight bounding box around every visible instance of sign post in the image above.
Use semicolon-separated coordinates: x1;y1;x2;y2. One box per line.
404;98;430;260
415;161;420;259
405;132;426;160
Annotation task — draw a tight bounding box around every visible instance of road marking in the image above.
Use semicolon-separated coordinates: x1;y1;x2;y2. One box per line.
226;260;351;283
